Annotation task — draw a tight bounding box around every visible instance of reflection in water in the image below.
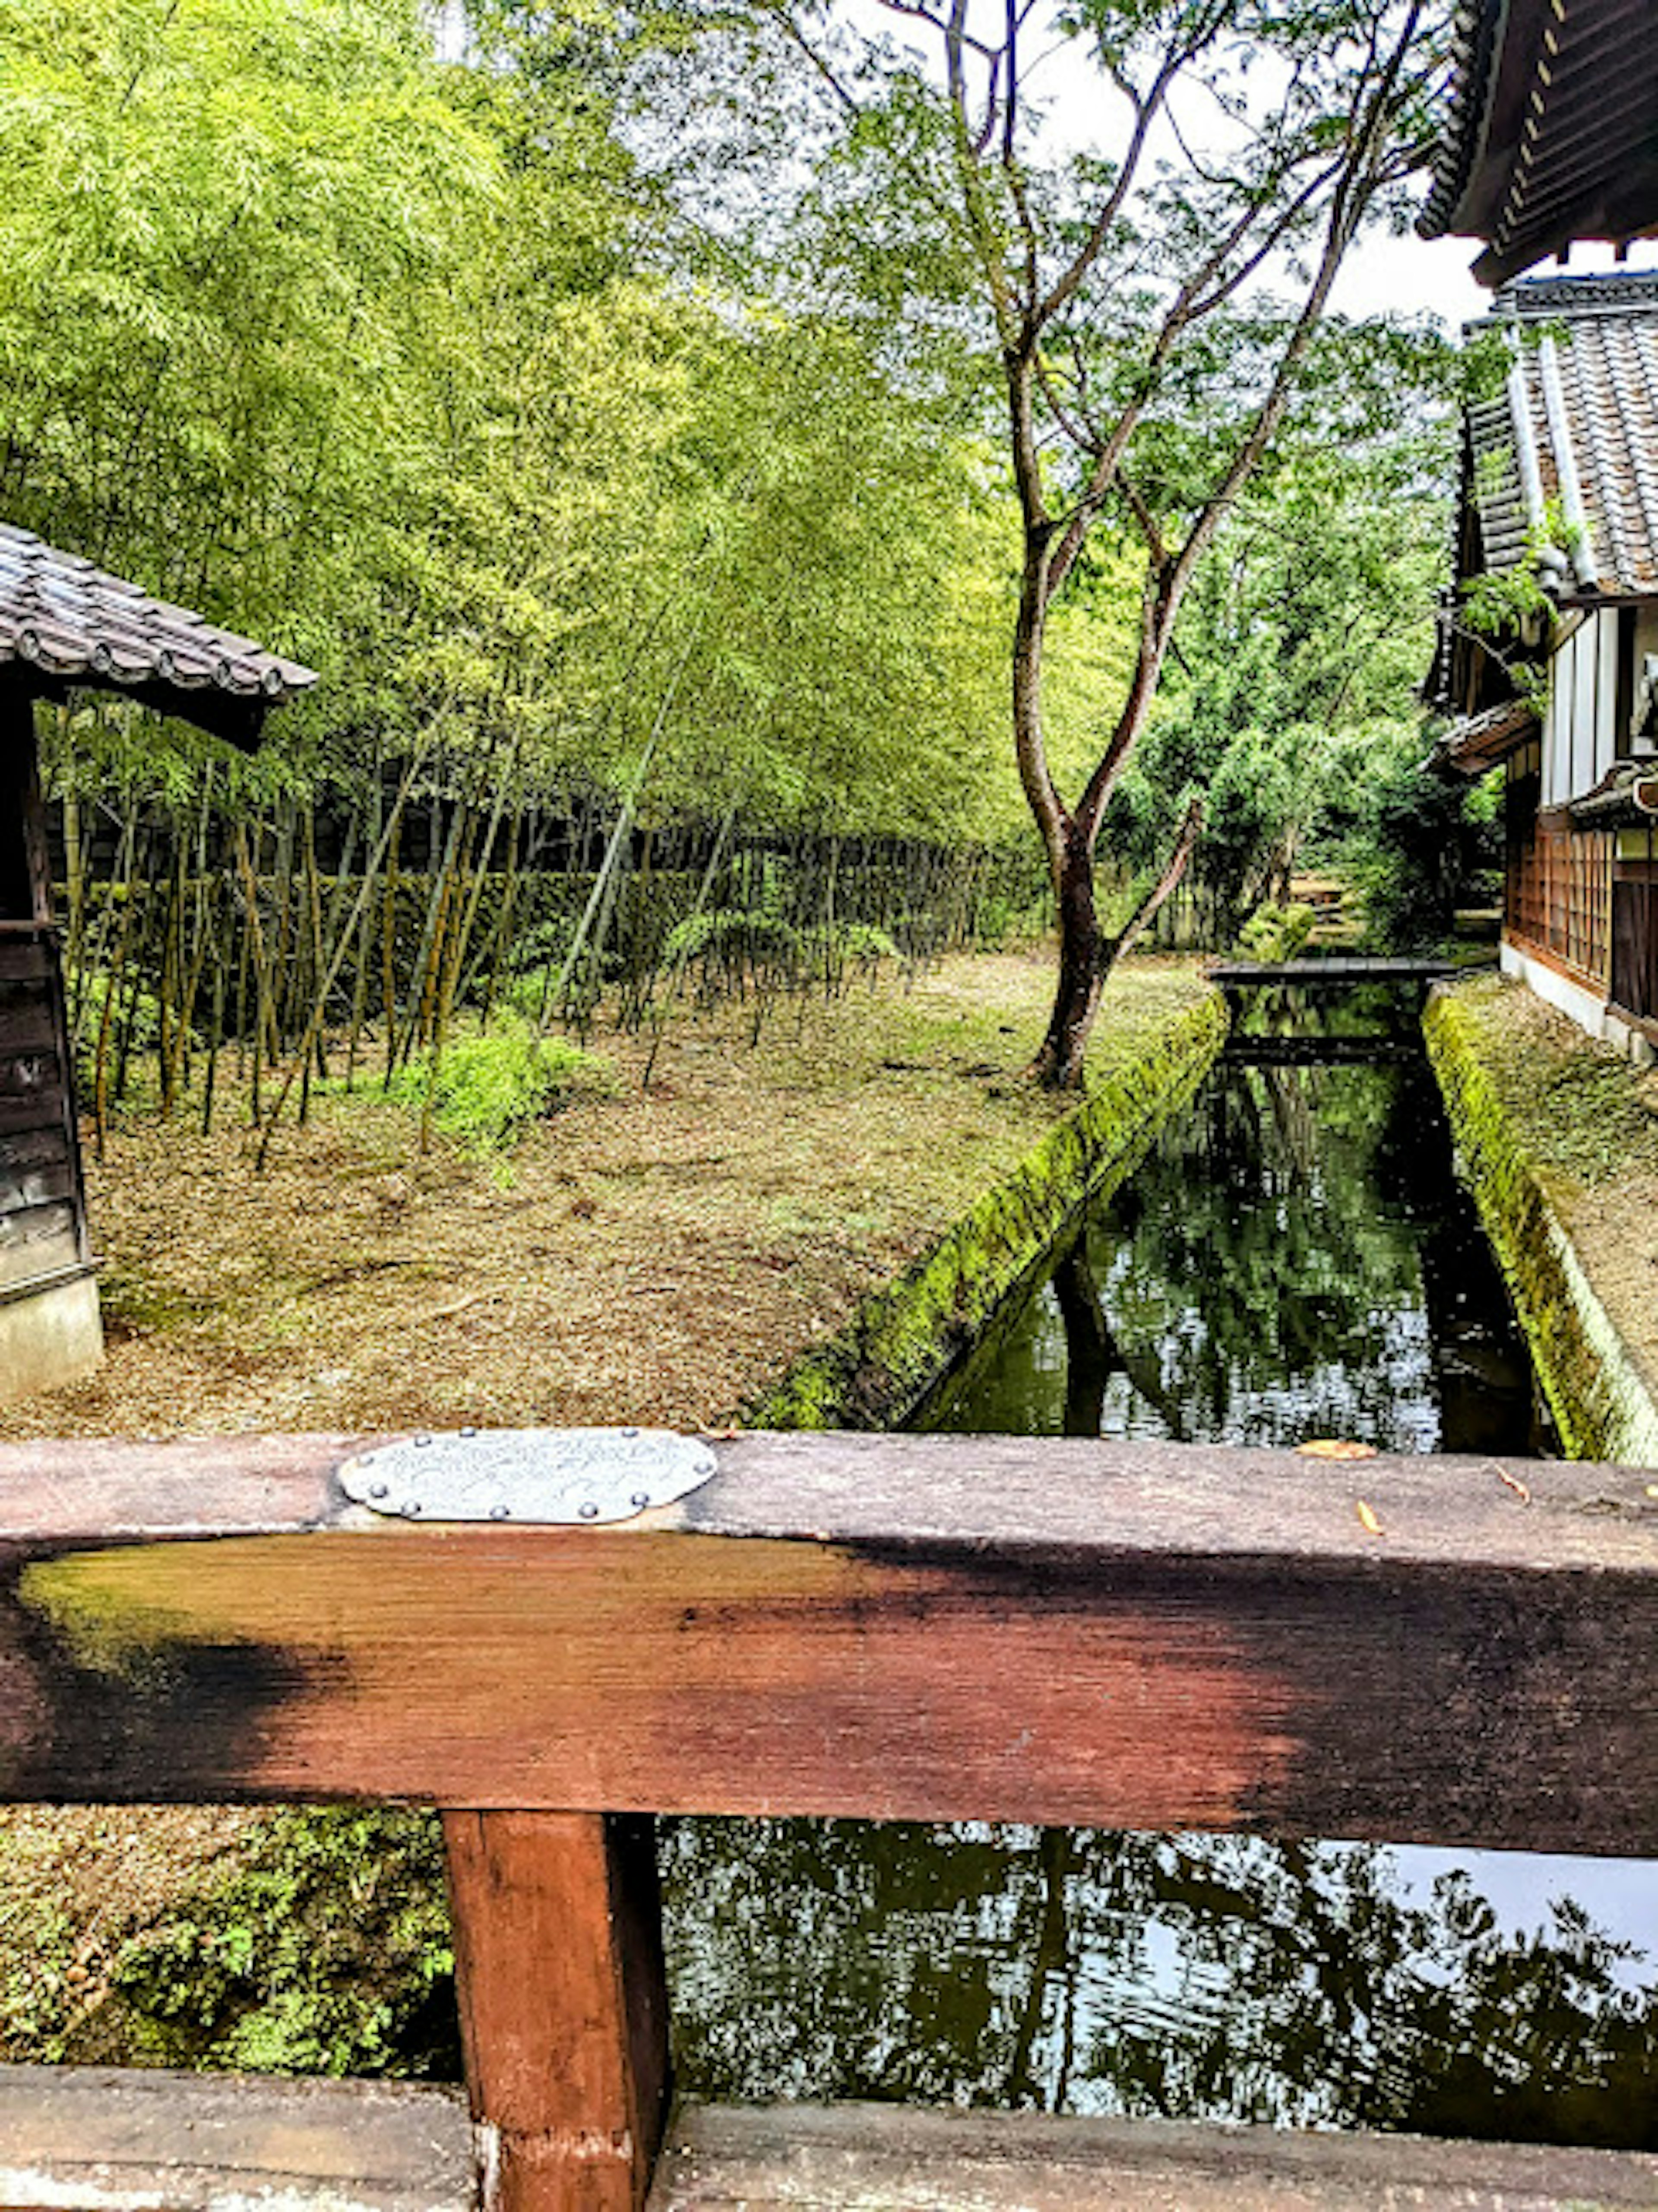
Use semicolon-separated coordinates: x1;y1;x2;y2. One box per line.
664;1820;1658;2145
662;1002;1658;2146
925;1049;1540;1456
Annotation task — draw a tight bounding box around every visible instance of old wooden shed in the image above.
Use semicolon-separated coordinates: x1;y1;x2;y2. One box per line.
0;523;314;1407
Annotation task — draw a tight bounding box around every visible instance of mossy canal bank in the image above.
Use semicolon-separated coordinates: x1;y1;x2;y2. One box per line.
666;987;1658;2147
754;985;1228;1430
1425;975;1658;1466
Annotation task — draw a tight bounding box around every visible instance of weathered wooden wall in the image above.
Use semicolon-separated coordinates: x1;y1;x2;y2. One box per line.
0;684;99;1402
1611;850;1657;1023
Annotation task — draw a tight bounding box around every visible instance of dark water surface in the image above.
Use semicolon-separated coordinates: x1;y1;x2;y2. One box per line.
662;994;1658;2145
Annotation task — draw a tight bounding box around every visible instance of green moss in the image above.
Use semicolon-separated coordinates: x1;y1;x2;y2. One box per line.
0;1899;78;2063
1424;987;1658;1466
753;989;1229;1430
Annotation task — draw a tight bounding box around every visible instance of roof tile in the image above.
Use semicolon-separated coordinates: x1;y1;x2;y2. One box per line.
0;523;316;738
1467;273;1658;600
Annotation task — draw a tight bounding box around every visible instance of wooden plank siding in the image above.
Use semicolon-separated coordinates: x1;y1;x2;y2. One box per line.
0;975;85;1290
1611;857;1658;1025
3;1430;1658;1854
0;682;91;1313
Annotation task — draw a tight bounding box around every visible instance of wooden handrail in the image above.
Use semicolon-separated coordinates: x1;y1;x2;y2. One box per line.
5;1425;1658;2208
3;1429;1656;1846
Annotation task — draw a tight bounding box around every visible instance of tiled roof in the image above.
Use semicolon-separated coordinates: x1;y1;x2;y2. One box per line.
1465;273;1658;601
1430;696;1540;778
0;524;316;746
1418;0;1658;287
1569;759;1658;823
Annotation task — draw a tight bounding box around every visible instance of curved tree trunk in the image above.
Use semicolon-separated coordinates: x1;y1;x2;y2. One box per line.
1031;794;1204;1091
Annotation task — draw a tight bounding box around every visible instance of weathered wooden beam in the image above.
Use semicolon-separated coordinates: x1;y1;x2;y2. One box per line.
650;2100;1658;2211
1207;956;1463;984
0;680;51;928
2;1431;1657;1851
444;1812;671;2212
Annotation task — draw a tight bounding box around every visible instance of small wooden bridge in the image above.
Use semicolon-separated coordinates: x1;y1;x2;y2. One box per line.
3;1426;1658;2210
1206;955;1468;986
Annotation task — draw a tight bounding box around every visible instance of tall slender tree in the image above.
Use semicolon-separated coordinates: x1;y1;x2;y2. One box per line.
749;0;1441;1082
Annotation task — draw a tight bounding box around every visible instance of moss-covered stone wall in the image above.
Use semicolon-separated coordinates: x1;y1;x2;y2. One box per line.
753;988;1229;1431
1424;988;1658;1466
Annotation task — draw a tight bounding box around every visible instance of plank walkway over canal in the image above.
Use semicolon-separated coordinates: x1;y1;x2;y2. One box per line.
3;1425;1658;2209
1206;954;1468;985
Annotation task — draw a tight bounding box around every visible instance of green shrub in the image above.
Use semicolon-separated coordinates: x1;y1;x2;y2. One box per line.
804;921;900;968
387;1014;610;1154
1234;902;1316;962
662;905;799;966
107;1809;456;2077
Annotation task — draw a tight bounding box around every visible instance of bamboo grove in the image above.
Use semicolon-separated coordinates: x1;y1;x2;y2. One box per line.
1;0;1467;1148
0;0;1078;1146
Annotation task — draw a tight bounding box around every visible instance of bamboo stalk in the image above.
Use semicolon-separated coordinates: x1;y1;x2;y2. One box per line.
254;754;427;1173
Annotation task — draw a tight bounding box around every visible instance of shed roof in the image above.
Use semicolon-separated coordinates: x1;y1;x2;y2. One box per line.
1464;272;1658;603
1429;694;1540;779
0;524;316;748
1417;0;1658;286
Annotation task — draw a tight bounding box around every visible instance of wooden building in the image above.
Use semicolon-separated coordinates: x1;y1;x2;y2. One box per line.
0;523;313;1407
1429;273;1658;1060
1415;0;1658;286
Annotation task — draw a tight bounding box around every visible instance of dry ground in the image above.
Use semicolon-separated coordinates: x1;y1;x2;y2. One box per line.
0;951;1211;2056
3;953;1209;1443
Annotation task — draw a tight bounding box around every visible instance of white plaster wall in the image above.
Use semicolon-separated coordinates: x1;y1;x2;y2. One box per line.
1543;612;1619;805
1636;606;1658;762
0;1271;103;1408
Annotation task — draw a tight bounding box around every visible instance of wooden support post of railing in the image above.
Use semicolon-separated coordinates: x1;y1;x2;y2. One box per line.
443;1810;671;2212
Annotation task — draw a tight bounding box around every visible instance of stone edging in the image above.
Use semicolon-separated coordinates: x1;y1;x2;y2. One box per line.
1424;987;1658;1467
752;988;1229;1432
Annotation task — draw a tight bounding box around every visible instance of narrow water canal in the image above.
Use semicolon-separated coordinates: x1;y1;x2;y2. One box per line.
661;990;1658;2146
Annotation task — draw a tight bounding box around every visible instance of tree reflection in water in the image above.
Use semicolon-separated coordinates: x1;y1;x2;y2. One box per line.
663;1004;1657;2145
925;1032;1538;1456
662;1820;1658;2147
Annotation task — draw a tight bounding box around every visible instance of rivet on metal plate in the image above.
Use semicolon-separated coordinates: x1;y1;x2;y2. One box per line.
337;1427;723;1525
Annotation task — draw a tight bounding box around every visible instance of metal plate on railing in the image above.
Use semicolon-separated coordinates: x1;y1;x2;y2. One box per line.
336;1427;720;1525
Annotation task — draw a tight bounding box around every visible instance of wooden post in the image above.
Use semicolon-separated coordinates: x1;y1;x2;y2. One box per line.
442;1811;671;2212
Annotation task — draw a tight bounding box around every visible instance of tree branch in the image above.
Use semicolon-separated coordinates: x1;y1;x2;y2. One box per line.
1103;791;1204;966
